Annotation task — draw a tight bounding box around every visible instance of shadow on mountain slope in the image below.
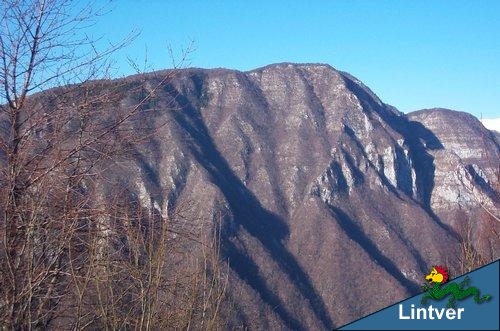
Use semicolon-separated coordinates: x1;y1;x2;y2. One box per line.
340;74;459;240
165;80;334;330
326;205;421;294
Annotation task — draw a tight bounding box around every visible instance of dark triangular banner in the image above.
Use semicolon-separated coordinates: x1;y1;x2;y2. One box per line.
338;260;499;330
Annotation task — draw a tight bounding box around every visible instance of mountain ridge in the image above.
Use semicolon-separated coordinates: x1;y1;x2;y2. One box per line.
99;64;499;328
6;63;499;329
110;63;497;328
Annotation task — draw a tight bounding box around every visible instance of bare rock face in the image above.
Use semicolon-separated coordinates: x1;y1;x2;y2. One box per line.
408;109;499;262
29;64;500;329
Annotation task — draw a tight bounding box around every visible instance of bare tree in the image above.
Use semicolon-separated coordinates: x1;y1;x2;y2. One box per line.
454;208;486;274
0;1;226;329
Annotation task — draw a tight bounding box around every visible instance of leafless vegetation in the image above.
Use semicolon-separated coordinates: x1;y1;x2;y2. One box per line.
454;124;499;274
0;0;226;329
455;209;486;274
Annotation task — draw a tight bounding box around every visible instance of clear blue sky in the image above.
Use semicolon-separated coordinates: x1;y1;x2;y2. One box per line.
93;0;500;119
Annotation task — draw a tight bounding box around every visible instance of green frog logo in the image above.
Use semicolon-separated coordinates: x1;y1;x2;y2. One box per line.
420;265;491;308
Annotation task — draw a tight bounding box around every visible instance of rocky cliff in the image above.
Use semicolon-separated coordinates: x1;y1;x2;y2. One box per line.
408;109;499;263
25;63;500;329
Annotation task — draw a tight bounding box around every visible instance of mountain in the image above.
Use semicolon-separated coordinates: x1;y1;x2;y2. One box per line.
407;109;499;259
8;63;500;329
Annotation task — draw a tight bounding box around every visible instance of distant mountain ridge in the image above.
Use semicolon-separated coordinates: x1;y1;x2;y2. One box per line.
21;63;500;329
